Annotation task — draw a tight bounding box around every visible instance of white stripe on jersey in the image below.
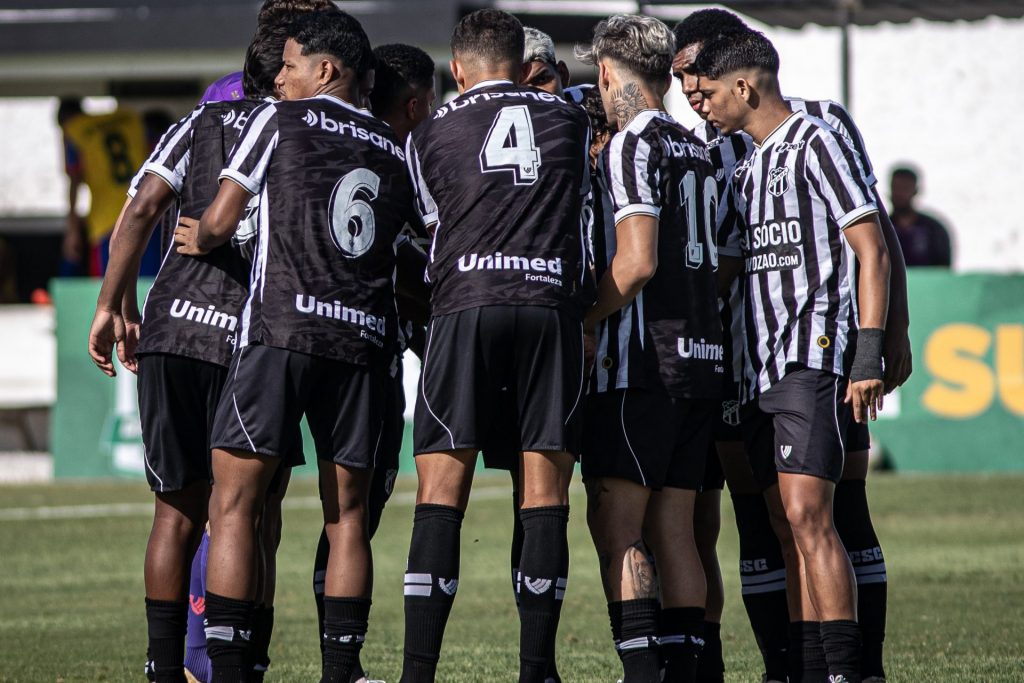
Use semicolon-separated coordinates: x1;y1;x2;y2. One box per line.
787;97;876;186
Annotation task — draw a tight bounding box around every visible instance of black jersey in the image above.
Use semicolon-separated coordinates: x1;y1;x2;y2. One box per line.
593;110;724;399
406;80;591;317
221;95;414;367
723;112;878;399
130;99;262;367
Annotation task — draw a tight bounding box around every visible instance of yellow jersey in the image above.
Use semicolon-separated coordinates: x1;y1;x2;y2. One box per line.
63;109;148;242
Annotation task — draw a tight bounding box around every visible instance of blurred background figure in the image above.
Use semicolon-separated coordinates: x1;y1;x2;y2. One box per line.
889;165;953;267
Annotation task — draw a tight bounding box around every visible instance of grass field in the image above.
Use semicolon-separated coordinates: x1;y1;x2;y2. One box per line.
1;472;1023;682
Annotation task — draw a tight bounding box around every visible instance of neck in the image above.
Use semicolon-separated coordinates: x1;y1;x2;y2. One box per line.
382;113;412;142
743;94;794;146
608;75;664;128
460;64;518;93
316;76;361;109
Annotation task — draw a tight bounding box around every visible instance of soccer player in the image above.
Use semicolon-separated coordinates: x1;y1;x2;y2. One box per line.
172;12;414;683
309;41;436;683
575;14;723;683
400;10;590;683
676;11;904;681
522;27;571;95
697;30;891;683
86;27;283;683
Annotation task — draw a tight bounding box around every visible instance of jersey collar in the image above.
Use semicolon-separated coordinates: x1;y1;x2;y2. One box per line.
466;79;514;93
757;111;800;149
315;93;369;116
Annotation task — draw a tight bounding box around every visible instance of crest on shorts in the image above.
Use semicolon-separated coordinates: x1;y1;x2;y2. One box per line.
384;469;398;497
780;445;793;460
721;400;741;427
767;167;791;197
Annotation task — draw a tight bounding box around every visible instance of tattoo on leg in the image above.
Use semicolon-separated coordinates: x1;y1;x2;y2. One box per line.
625;540;657;599
610;82;647;125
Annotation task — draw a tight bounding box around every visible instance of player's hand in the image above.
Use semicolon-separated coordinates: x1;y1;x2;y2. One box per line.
174;217;208;256
845;378;884;424
88;308;126;378
119;318;141;374
882;326;912;394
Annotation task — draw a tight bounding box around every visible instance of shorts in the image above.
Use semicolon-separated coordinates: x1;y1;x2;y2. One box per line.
712;382;743;443
480;386;520;471
740;366;853;488
845;418;871;453
414;305;584;457
138;353;226;493
211;345;384;468
581;389;713;491
367;364;405;535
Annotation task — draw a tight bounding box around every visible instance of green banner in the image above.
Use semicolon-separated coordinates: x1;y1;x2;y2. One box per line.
870;270;1024;472
51;272;1024;477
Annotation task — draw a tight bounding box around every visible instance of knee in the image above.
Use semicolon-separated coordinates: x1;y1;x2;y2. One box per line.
784;498;833;539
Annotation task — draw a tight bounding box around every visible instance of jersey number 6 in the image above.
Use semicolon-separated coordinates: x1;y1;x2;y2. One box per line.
329;168;380;258
479;105;542;186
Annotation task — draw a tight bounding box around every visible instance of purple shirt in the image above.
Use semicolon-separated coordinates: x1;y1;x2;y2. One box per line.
201;71;244;104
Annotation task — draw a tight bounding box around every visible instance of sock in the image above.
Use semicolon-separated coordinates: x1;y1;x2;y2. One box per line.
695;621;723;683
820;620;862;683
732;492;790;681
611;599;661;683
834;479;887;680
659;606;705;683
321;597;371;683
545;531;570;683
789;621;828;683
246;606;274;682
511;492;524;608
516;506;569;683
184;533;211;682
145;598;188;683
204;592;254;683
399;504;464;683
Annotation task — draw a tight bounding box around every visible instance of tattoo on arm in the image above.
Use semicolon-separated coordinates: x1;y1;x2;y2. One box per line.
610;83;647;126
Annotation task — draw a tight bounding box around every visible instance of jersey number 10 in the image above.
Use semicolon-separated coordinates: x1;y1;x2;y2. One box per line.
479;105;542;186
679;170;719;270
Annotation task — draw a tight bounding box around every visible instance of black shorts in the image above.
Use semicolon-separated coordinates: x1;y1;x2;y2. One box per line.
211;345;385;469
712;389;743;443
138;353;226;493
581;389;713;491
367;365;405;534
414;305;584;457
740;366;853;488
480;386;520;471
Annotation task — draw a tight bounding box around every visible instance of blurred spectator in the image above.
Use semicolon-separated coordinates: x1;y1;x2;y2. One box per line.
58;97;148;276
889;165;953;267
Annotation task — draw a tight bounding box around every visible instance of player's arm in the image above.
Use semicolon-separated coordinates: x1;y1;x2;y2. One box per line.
844;215;890;423
62;140;86;263
873;195;912;393
395;235;431;326
715;182;745;296
585;214;658;330
176;181;252;255
89;176;176;376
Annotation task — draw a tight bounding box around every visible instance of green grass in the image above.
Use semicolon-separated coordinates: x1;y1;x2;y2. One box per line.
1;473;1023;681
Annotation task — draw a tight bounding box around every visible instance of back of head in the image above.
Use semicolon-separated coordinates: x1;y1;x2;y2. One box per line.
57;97;83;126
523;26;556;66
450;9;525;70
576;14;675;83
692;28;779;81
673;9;748;51
287;10;375;79
891;166;919;184
370;43;435;116
579;86;612;140
244;23;290;98
257;0;338;28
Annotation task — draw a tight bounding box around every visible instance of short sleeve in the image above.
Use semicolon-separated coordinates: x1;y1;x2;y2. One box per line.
607;128;662;225
219;102;280;196
806;130;878;231
405;133;438;227
135;105;205;197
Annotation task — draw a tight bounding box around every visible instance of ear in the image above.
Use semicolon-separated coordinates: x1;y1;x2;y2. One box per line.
735;76;752;103
450;59;465;94
519;61;532;85
556;61;571;88
405;96;418;121
598;61;611;92
318;58;334;86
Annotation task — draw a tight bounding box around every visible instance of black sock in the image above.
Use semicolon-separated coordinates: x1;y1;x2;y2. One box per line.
820;620;862;683
321;597;371;683
611;598;661;683
732;493;790;681
695;620;723;683
247;605;274;682
834;479;887;680
204;592;254;683
516;506;569;683
789;621;827;683
145;598;188;683
659;606;705;683
399;504;464;683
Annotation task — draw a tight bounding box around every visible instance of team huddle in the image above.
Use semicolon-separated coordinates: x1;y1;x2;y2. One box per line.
87;3;911;683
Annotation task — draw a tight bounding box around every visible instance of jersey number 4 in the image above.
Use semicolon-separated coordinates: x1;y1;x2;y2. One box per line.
329;168;380;258
679;170;719;270
479;105;542;186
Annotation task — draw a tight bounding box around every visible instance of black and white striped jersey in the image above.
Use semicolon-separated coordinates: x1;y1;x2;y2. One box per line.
406;80;591;318
724;111;878;399
220;95;415;367
786;97;875;186
591;110;724;399
126;100;261;367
